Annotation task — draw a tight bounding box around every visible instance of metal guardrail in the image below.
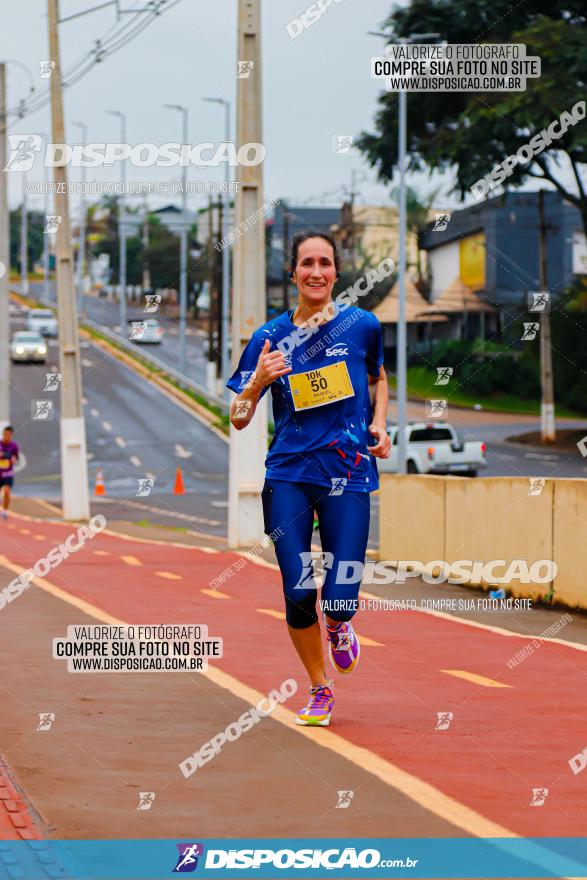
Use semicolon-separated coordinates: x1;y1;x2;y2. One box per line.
81;317;230;414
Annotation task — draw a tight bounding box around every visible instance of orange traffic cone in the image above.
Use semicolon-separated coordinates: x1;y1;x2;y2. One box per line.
173;466;185;495
94;469;106;496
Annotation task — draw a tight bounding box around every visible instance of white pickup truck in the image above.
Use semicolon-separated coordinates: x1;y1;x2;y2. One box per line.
379;422;487;477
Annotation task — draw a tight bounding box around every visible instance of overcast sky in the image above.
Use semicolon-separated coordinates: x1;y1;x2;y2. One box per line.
1;0;458;218
3;0;579;221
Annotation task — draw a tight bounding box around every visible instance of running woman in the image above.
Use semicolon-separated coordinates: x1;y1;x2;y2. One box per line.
227;231;390;727
0;426;20;521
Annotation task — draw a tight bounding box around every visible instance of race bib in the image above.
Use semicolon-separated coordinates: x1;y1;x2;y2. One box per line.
288;361;354;411
0;459;9;469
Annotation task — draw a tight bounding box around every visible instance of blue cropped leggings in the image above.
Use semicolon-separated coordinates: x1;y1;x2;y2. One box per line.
262;479;371;629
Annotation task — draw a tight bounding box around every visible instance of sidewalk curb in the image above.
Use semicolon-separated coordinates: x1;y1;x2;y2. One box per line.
0;756;45;841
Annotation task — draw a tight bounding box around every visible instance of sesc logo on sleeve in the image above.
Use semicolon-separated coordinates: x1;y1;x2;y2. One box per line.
288;361;354;411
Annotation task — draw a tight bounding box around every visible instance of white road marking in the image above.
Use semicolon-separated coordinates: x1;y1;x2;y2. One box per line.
91;496;221;527
174;444;192;459
130;455;142;467
82;396;88;405
83;329;228;443
210;500;228;508
82;358;93;368
90;408;99;418
102;421;112;431
115;436;126;448
525;452;560;461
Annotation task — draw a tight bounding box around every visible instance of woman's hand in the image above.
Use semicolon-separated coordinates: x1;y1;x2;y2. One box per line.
367;422;391;459
247;338;292;390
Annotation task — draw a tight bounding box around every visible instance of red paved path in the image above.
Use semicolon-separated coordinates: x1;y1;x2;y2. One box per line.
2;513;586;839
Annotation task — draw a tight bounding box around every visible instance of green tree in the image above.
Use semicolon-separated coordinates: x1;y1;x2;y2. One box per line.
357;7;587;232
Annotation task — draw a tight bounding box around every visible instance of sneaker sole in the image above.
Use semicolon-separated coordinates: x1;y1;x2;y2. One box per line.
295;715;331;727
328;631;360;675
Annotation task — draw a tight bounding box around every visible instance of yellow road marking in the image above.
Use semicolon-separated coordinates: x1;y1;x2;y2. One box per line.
201;588;230;599
258;608;285;620
8;510;587;655
30;498;63;517
121;555;142;566
360;634;384;647
33;534;46;541
441;669;511;688
5;547;587;878
155;571;182;580
93;550;110;557
0;555;123;624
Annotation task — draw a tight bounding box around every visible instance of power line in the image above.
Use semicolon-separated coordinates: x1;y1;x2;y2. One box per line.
4;0;183;127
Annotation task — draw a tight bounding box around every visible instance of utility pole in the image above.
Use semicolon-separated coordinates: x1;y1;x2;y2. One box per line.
228;0;267;547
107;109;127;331
0;64;9;428
538;189;555;442
73;121;87;316
349;169;357;271
48;0;90;520
20;169;28;294
282;202;290;311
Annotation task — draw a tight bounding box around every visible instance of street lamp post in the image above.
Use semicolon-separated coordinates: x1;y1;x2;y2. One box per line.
164;103;189;376
368;30;440;475
204;97;231;394
107;109;127;331
20;168;28;294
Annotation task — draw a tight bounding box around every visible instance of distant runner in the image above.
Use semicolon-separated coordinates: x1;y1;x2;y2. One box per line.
0;426;20;521
227;231;390;727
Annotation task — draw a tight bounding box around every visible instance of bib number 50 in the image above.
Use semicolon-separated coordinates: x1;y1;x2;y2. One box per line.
308;370;327;392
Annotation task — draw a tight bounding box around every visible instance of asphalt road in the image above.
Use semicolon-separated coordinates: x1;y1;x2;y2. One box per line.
25;280;213;390
8;298;228;539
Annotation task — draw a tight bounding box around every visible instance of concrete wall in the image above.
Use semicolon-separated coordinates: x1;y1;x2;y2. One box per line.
552;479;587;608
379;475;586;608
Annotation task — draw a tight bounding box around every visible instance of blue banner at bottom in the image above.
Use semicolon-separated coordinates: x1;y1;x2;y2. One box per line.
0;838;586;879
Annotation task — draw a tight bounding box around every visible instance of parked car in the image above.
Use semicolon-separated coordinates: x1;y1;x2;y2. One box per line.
26;308;58;337
10;331;48;364
379;422;487;477
128;318;164;344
